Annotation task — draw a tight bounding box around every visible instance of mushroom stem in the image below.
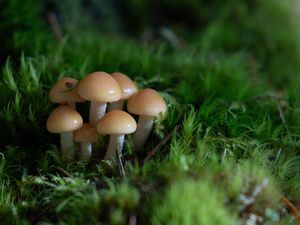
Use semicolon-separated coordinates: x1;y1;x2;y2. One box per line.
80;142;92;161
60;131;75;160
108;100;124;111
133;116;154;151
89;101;107;127
104;134;124;160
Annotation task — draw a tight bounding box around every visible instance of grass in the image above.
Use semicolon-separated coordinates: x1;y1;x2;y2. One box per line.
1;0;300;224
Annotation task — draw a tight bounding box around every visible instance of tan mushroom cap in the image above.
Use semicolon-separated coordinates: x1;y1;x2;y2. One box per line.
78;71;121;102
111;72;138;100
46;105;83;133
49;77;85;103
97;110;137;135
74;123;98;143
127;88;167;117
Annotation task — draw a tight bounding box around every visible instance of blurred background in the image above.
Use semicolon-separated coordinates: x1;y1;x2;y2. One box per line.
0;0;300;86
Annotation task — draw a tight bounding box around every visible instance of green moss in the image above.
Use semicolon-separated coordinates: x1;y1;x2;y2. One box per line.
150;178;238;225
104;180;140;210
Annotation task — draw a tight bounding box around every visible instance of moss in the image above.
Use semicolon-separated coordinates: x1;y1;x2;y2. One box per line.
150;178;238;225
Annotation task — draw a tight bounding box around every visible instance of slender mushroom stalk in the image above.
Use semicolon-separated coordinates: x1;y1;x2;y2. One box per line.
127;88;167;151
108;100;123;111
89;101;107;127
78;71;121;127
105;134;125;160
74;124;97;161
60;131;75;155
49;77;85;109
132;116;154;150
80;143;92;160
97;110;137;160
108;72;138;111
46;105;83;160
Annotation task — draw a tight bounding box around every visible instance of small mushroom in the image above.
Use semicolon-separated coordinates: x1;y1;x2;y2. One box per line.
46;105;83;160
74;123;98;161
108;72;138;111
127;88;167;151
49;77;85;109
78;71;121;127
97;110;137;160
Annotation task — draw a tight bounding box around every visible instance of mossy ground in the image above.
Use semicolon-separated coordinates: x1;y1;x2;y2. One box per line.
0;0;300;224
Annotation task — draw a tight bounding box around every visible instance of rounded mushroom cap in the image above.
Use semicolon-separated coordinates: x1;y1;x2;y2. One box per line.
97;110;137;135
127;88;167;117
111;72;138;100
49;77;86;103
46;105;83;133
78;71;121;102
74;123;98;143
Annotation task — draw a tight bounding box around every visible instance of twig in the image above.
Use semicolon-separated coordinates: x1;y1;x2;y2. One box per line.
281;195;300;222
143;125;178;162
245;91;290;132
116;147;126;178
245;92;281;102
159;27;188;49
276;101;289;133
47;11;63;42
56;167;71;177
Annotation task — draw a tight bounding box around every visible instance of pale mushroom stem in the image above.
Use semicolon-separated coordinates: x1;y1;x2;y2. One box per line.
133;116;154;151
60;131;75;160
67;102;76;110
108;100;124;111
104;134;124;160
80;142;92;161
89;101;107;127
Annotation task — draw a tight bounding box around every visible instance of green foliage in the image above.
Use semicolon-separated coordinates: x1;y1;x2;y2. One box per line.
0;56;51;150
220;160;281;220
104;180;139;210
150;178;238;225
197;0;300;89
0;0;49;61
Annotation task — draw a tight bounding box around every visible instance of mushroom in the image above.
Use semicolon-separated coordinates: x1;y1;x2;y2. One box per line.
49;77;85;109
74;123;98;161
46;105;83;160
108;72;138;111
78;71;121;127
97;110;137;160
127;88;167;151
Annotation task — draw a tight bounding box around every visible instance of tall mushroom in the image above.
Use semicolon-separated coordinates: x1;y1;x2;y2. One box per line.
108;72;138;111
74;123;98;161
46;105;83;160
127;88;167;151
78;71;121;127
49;77;85;109
97;110;137;160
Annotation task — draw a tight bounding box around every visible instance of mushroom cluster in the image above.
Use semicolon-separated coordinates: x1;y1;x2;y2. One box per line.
46;71;167;161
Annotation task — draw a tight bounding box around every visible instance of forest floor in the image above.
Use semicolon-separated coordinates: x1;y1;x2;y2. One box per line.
1;0;300;224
